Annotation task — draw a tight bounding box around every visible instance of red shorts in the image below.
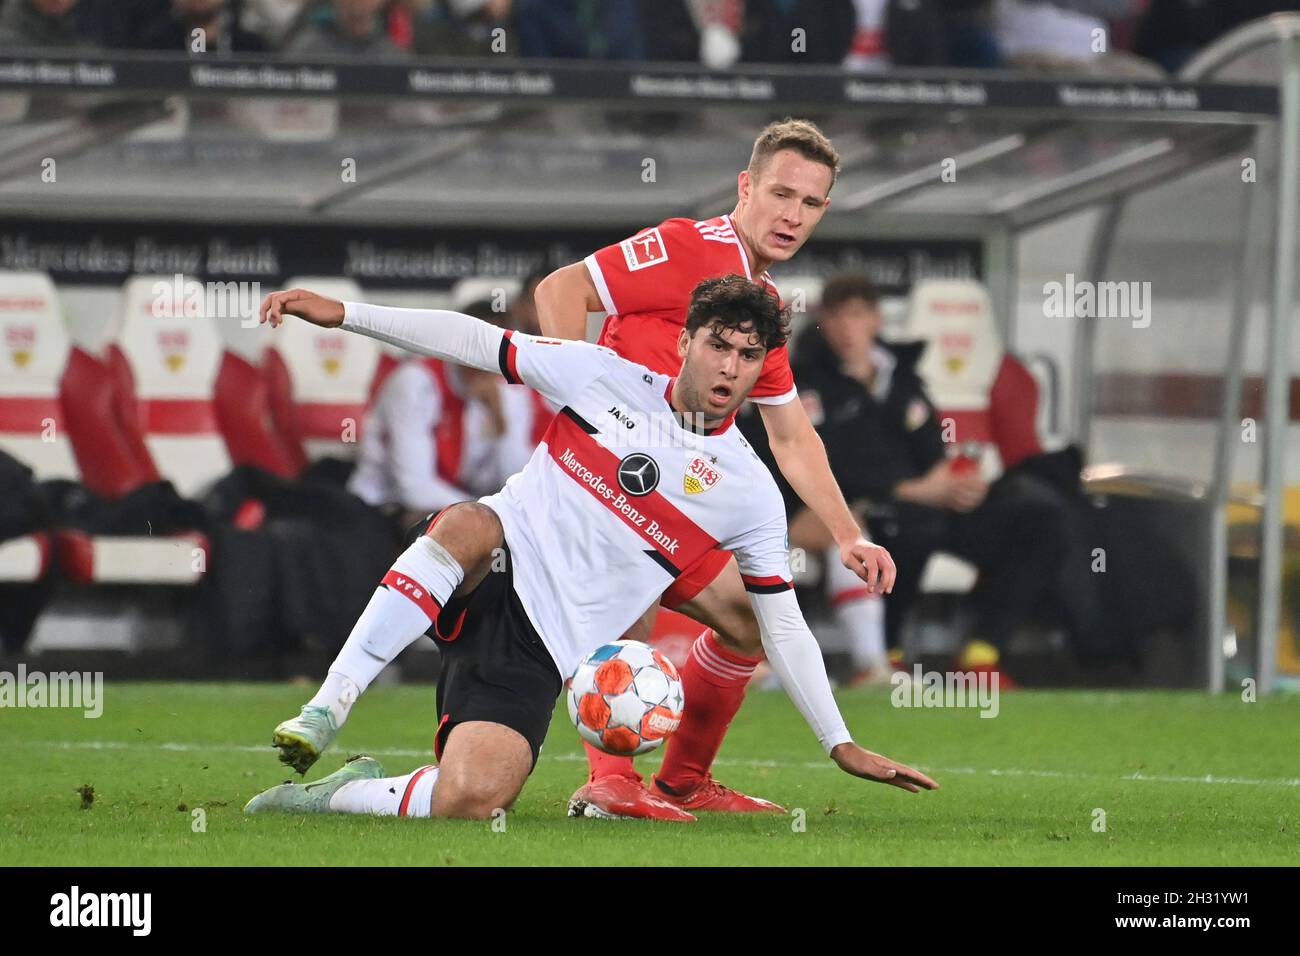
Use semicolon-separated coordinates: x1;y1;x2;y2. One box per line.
661;548;733;610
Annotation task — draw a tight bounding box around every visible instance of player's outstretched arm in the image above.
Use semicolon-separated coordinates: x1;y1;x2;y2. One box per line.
828;743;939;793
259;289;502;375
260;288;345;328
748;587;937;793
260;288;612;411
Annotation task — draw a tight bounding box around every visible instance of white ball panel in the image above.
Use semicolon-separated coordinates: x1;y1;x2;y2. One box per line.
605;689;648;731
610;640;656;670
632;667;670;706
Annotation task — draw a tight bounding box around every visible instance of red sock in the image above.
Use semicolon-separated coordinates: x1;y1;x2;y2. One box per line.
655;629;759;793
584;741;640;782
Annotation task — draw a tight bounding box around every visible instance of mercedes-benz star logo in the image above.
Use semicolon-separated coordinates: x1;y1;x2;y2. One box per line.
617;453;660;496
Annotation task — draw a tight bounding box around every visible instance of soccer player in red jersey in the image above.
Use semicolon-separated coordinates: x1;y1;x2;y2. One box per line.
534;118;898;821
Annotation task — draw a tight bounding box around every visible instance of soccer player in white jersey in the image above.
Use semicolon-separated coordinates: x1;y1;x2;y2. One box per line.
270;117;899;823
244;277;938;819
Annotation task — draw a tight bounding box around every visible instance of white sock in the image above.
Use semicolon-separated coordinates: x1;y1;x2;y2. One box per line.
329;765;440;817
826;546;888;672
308;672;361;728
308;535;465;727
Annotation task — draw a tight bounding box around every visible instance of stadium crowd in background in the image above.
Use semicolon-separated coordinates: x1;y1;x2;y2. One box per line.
0;0;85;48
4;0;1300;74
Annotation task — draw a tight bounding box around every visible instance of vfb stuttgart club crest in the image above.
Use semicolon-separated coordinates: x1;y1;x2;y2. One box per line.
315;334;346;376
938;329;974;376
6;324;35;369
157;330;190;373
684;455;722;495
617;453;659;496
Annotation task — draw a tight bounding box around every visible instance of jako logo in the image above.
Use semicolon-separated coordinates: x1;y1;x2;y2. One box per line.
50;886;151;936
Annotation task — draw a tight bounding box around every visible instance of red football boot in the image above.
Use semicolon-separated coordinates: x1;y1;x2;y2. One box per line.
651;774;786;814
568;774;697;822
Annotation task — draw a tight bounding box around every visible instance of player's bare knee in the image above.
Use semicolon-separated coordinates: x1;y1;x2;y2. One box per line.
426;501;502;545
426;502;504;580
433;796;496;820
433;776;520;820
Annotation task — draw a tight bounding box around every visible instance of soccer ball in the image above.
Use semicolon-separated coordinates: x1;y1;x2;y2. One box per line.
567;640;685;756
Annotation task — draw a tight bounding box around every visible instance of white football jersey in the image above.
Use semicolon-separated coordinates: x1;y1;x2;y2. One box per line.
340;300;851;751
481;330;793;680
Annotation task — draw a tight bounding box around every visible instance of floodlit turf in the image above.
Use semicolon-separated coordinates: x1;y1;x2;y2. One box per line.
1;682;1297;866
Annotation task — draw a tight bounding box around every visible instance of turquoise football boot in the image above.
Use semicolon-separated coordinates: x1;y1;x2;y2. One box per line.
244;754;385;814
272;705;338;774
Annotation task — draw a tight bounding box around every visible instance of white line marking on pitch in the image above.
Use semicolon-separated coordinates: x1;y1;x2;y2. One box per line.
14;740;1300;788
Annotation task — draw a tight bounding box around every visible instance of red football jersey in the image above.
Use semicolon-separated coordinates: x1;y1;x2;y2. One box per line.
583;214;797;405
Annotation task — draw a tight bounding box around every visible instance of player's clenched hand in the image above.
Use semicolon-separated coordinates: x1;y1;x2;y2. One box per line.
259;289;345;329
830;742;938;793
839;538;896;594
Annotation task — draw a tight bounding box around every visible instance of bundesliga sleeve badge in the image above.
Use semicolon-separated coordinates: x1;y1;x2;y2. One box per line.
684;456;722;495
620;227;669;271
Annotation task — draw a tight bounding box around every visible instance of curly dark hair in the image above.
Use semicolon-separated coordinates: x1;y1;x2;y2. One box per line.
685;274;790;351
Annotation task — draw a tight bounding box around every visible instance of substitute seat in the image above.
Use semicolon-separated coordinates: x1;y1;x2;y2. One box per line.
54;277;217;585
901;279;1046;594
214;313;304;477
266;277;378;462
0;272;73;582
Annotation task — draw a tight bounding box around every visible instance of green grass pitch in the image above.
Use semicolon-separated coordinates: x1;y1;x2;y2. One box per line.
2;683;1296;866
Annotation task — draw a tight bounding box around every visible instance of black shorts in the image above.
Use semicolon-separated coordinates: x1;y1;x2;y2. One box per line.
403;511;562;769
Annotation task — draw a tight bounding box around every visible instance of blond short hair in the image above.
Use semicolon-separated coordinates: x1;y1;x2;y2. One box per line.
747;118;840;188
